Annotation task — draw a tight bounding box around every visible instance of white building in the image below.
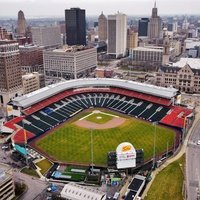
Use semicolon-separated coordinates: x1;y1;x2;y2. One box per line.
107;12;127;58
0;164;15;200
184;38;200;50
31;26;61;48
61;182;106;200
44;46;97;80
130;46;163;65
22;72;44;94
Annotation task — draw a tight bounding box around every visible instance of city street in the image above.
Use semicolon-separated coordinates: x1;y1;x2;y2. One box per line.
186;119;200;200
13;171;47;200
0;144;47;200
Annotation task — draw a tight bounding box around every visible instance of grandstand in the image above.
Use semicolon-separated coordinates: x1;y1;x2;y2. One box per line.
2;78;193;144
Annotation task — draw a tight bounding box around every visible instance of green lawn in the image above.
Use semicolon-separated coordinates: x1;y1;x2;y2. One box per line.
35;159;52;175
36;110;176;165
85;112;114;124
145;155;185;200
21;167;40;178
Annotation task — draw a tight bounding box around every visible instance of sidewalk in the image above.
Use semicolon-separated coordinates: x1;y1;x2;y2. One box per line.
141;107;200;199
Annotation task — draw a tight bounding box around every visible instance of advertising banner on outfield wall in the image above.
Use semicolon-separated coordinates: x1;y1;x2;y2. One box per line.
116;142;136;169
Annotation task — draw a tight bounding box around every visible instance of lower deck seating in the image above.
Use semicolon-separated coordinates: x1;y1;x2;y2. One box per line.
10;92;193;144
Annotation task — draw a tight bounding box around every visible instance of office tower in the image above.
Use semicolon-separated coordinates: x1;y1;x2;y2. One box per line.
19;44;44;73
138;18;149;37
182;16;189;30
44;46;97;80
129;46;163;66
162;28;170;65
173;18;178;32
148;2;162;39
17;10;27;37
127;29;138;49
107;12;127;58
0;41;23;107
98;12;107;42
31;26;61;48
167;23;173;32
0;27;13;40
58;21;66;45
65;8;86;46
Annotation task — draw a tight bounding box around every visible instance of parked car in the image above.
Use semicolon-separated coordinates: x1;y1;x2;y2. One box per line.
1;145;9;150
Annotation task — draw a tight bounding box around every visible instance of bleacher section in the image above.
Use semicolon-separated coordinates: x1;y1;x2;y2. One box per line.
160;106;193;129
22;87;172;116
6;90;193;144
4;116;25;131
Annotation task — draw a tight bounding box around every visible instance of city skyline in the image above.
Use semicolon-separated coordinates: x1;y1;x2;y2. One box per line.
0;0;200;18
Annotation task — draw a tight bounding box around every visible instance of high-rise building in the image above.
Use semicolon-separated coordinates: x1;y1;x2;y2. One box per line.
0;41;23;107
58;21;66;45
19;44;44;73
162;28;170;65
182;16;189;30
16;10;27;37
148;2;162;39
98;12;107;42
107;12;127;58
127;29;138;49
31;26;61;48
65;8;86;46
173;18;178;33
0;27;13;40
138;18;149;37
44;46;97;80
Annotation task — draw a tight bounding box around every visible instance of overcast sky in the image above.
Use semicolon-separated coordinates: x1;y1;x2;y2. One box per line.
0;0;199;18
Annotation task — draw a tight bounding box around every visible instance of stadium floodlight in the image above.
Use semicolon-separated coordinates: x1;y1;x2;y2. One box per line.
22;120;29;166
152;121;158;169
90;128;94;174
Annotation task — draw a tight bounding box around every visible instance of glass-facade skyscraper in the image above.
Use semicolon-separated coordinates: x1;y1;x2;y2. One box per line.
138;18;149;37
65;8;86;46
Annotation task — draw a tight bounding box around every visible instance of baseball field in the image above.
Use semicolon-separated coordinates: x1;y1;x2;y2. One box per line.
34;109;176;166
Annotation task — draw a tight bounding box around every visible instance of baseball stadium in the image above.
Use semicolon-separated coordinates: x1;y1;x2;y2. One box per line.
4;78;193;166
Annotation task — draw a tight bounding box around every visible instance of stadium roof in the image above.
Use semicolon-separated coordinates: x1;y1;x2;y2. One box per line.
12;78;178;108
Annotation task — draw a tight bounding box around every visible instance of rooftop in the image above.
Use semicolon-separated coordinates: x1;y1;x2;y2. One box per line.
172;58;200;69
132;46;163;52
22;73;39;80
0;40;17;45
53;45;93;53
12;78;178;108
61;182;106;200
0;164;12;184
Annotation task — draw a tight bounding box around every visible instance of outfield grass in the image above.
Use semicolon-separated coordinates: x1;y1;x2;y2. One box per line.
145;155;185;200
35;159;52;175
85;112;114;124
36;110;176;165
